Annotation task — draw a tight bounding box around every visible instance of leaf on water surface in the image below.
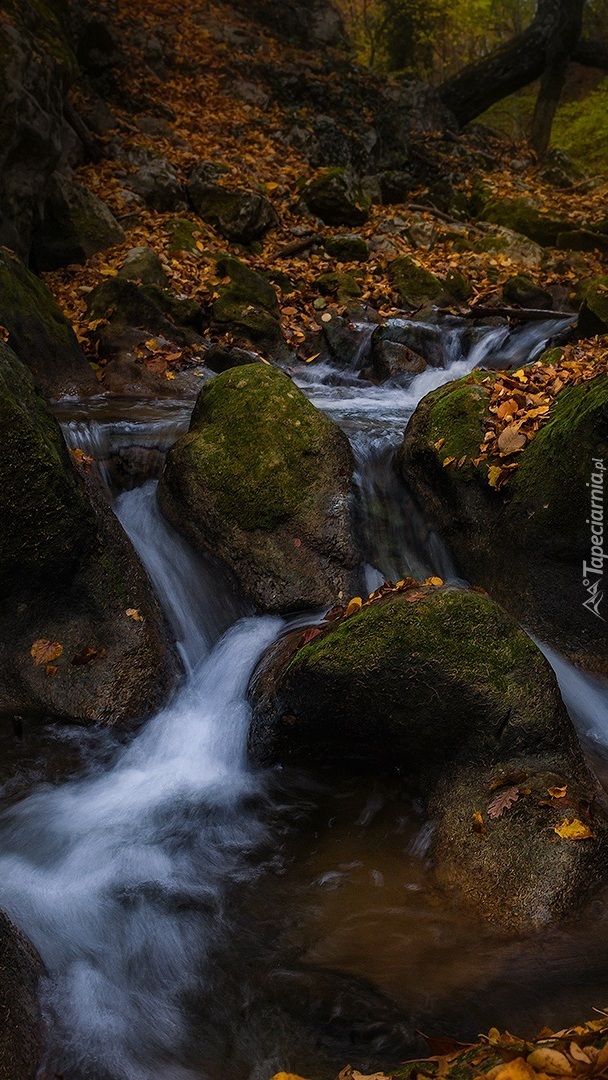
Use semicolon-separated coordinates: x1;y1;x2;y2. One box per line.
31;639;63;665
472;811;488;839
554;818;594;841
488;785;520;819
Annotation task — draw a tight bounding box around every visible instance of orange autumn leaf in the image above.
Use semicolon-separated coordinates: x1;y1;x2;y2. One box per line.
554;818;594;841
31;639;63;666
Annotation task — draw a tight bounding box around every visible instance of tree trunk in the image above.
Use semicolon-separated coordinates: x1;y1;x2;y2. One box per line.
530;0;584;156
573;38;608;72
438;0;582;129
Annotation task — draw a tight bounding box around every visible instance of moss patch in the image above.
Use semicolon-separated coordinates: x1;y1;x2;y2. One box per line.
388;256;446;307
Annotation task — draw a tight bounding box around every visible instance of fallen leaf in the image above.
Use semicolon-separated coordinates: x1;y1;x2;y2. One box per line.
69;447;94;467
31;639;63;666
526;1048;573;1075
72;646;107;666
45;664;58;678
497;425;527;455
488;785;520;819
423;576;444;587
345;597;363;617
125;608;143;622
554;818;594;840
472;811;488;840
300;627;322;646
488;465;504;489
547;786;567;799
433;438;446;451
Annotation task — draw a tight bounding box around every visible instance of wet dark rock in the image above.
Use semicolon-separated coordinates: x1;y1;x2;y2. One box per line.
556;230;608;254
322;314;375;370
188;168;278;244
502;275;553;309
203;344;262;373
302;168;371;227
579;276;608;336
398;371;608;672
31;171;125;271
118;246;168;287
86;277;202;343
0;248;97;398
388;256;450;309
249;586;608;928
371;339;426;382
0;909;43;1080
158;364;361;613
315;271;362;301
0;342;178;725
375;169;416;205
126;157;186;213
373;320;447;368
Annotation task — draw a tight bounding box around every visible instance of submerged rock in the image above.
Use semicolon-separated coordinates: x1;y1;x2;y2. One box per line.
31;171;125;270
158;364;361;612
0;248;97;398
0;342;177;725
0;910;43;1080
398;371;608;672
249;585;608;928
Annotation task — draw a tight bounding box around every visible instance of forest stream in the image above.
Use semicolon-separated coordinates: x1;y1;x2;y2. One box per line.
1;315;608;1080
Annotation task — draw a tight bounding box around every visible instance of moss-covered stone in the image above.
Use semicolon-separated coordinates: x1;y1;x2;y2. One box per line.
0;249;96;397
31;171;124;271
212;256;285;354
388;256;447;308
165;217;201;253
502;275;552;309
398;373;608;671
249;585;608;928
479;198;571;248
303;168;371;227
0;342;177;725
118;246;168;286
315;270;362;301
556;230;608;254
324;234;369;262
443;268;472;302
578;275;608;335
158;365;361;612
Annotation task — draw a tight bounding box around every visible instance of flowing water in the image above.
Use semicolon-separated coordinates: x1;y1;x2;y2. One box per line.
2;315;608;1079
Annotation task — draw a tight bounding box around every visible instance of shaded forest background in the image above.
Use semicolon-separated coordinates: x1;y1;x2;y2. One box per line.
335;0;608;170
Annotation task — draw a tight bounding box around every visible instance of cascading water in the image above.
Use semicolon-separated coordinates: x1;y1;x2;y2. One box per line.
2;312;608;1079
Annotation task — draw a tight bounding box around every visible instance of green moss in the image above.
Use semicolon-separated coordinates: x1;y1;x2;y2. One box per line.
177;365;343;532
503;275;551;308
315;271;362;299
424;375;491;472
324;234;370;262
443;269;472;302
508;375;608;545
141;285;202;328
388;256;445;307
479;198;570;247
165;218;201;253
578;275;608;335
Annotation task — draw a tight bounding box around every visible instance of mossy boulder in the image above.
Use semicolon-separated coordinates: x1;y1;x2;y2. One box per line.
556;230;608;255
126;157;185;213
324;234;369;262
203;344;261;373
315;271;362;301
479;198;571;248
502;275;552;309
31;171;124;271
0;342;178;725
249;585;608;928
212;256;285;356
188;170;278;244
398;372;608;671
388;257;448;309
158;365;361;612
303;168;371;227
0;249;97;397
118;246;168;287
578;276;608;336
86;277;203;350
165;217;201;253
0;910;43;1080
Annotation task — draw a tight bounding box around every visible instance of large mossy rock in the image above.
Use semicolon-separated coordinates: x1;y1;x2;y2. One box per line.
158;365;361;612
578;275;608;336
0;342;177;726
0;0;77;258
479;198;571;248
302;168;371;227
0;910;43;1080
31;171;125;271
249;585;608;928
211;256;285;356
398;372;608;672
0;249;97;397
388;256;448;309
188;169;278;244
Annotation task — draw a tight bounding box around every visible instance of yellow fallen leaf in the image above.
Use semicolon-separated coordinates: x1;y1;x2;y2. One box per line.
526;1048;572;1075
125;608;143;622
490;1056;536;1080
547;786;567;799
554;818;594;840
269;1074;310;1080
423;576;444;586
31;639;63;666
433;437;446;451
442;455;456;468
165;371;176;380
344;597;363;617
472;811;488;840
487;465;503;489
